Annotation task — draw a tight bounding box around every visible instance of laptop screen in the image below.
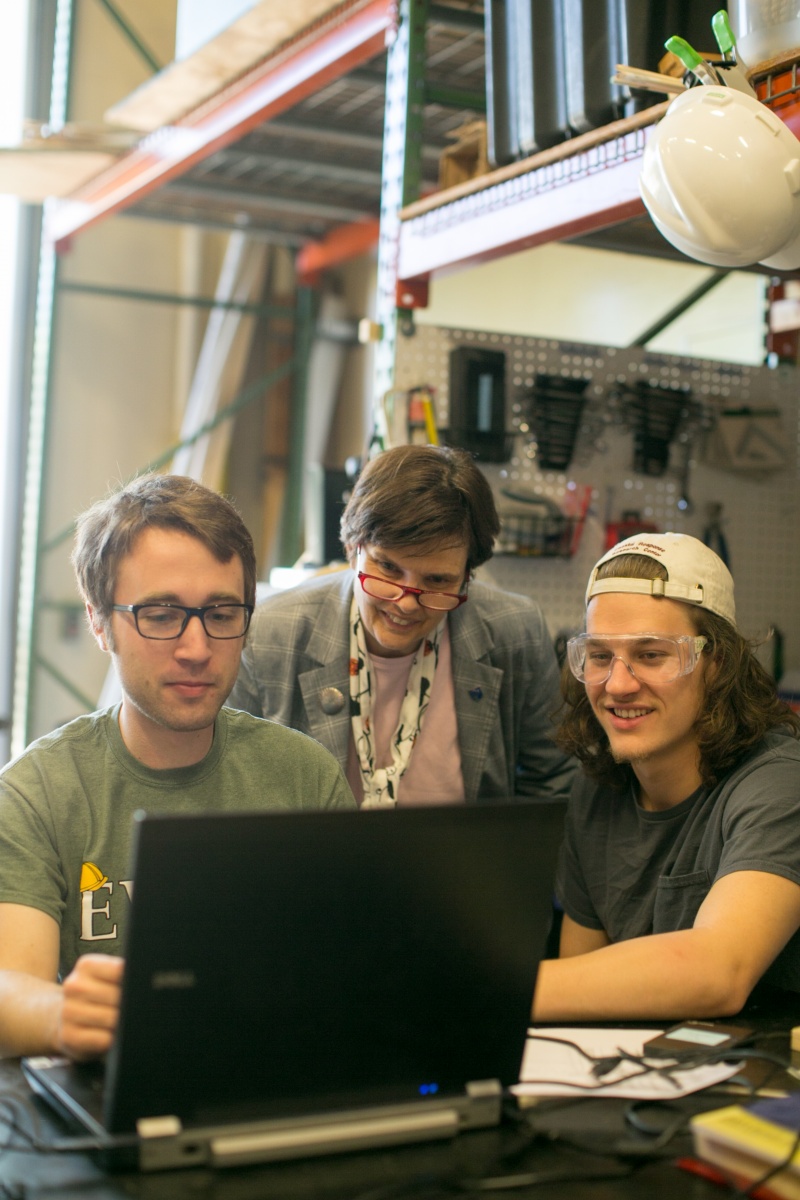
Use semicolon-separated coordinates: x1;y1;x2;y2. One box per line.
103;803;565;1132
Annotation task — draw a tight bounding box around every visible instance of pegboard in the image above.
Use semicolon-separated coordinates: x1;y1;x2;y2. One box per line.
394;324;800;673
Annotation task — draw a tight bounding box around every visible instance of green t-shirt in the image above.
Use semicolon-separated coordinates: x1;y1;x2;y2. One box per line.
0;704;355;975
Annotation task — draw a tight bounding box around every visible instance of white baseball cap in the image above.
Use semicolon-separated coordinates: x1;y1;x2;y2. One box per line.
585;532;736;626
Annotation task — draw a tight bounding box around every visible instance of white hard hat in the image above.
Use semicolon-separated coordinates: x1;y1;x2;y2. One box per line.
760;223;800;270
640;86;800;269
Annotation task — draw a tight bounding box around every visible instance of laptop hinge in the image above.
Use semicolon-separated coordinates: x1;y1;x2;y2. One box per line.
133;1084;504;1171
137;1115;182;1139
210;1106;460;1166
464;1079;503;1129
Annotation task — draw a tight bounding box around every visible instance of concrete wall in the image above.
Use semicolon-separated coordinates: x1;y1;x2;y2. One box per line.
416;242;766;366
30;1;182;739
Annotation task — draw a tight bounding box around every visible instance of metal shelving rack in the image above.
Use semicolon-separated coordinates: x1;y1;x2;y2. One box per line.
14;0;490;749
18;0;777;749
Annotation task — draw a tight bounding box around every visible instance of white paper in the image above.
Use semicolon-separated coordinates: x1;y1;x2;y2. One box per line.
513;1026;741;1100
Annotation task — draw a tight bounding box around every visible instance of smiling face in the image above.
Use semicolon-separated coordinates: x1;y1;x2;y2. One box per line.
354;542;469;658
91;526;246;768
585;592;709;807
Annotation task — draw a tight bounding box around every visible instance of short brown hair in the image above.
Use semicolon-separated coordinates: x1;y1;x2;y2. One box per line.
556;553;800;789
72;474;257;626
340;445;499;572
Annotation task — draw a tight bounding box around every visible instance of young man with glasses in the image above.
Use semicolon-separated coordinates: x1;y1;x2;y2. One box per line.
0;475;354;1061
532;532;800;1021
230;444;574;808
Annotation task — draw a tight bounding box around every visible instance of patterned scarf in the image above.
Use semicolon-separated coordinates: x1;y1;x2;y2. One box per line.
349;594;441;808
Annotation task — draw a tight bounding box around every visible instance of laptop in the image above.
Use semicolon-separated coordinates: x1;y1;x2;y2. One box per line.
23;802;564;1172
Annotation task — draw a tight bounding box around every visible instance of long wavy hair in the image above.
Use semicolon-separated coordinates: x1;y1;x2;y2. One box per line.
556;553;800;789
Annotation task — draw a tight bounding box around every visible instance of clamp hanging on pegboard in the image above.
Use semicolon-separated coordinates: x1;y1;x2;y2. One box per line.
613;380;695;477
524;373;590;470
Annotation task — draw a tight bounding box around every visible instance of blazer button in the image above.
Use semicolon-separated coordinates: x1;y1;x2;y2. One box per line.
320;687;345;714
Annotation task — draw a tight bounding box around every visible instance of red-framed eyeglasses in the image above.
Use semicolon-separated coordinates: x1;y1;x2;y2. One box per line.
357;571;469;612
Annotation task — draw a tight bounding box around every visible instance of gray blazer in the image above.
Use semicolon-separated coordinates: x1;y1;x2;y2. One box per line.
229;571;575;804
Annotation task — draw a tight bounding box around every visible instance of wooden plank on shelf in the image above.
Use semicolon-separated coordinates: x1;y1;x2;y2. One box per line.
46;0;395;252
402;101;669;220
107;0;355;133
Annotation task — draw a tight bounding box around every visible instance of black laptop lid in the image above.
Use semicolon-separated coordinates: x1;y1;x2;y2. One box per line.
104;803;564;1133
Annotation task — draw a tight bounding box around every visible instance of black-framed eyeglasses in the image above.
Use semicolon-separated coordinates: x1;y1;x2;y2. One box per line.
112;603;253;640
357;571;468;612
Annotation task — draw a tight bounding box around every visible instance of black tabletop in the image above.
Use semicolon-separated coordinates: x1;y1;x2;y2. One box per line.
1;990;797;1200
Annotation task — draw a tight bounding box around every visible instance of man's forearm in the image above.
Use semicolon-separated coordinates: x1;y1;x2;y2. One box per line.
533;929;752;1024
0;970;61;1058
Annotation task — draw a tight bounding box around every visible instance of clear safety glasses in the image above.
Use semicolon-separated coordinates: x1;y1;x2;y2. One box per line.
567;633;708;686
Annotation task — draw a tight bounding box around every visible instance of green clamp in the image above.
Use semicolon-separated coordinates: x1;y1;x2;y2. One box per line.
711;10;736;58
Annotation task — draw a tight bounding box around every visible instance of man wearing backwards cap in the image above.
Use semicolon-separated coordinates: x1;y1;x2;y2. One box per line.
533;532;800;1021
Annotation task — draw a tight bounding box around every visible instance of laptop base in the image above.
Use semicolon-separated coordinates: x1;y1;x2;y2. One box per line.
25;1056;502;1172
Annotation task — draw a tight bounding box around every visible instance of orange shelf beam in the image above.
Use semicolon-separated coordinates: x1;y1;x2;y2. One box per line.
296;216;380;285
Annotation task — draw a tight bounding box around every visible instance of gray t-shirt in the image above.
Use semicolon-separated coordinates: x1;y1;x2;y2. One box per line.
556;729;800;991
0;705;355;976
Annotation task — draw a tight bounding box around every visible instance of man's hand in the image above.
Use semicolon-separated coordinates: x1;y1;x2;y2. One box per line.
57;954;124;1061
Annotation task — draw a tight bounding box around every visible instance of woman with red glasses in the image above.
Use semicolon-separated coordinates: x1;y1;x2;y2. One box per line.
229;444;574;809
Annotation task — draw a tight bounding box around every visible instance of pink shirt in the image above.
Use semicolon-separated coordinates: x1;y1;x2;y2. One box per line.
346;624;465;807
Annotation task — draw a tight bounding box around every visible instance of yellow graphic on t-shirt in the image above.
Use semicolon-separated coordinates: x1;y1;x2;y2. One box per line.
80;861;109;892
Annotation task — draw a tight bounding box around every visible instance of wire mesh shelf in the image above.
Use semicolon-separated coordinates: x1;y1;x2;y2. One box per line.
496;512;581;557
495;484;592;558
